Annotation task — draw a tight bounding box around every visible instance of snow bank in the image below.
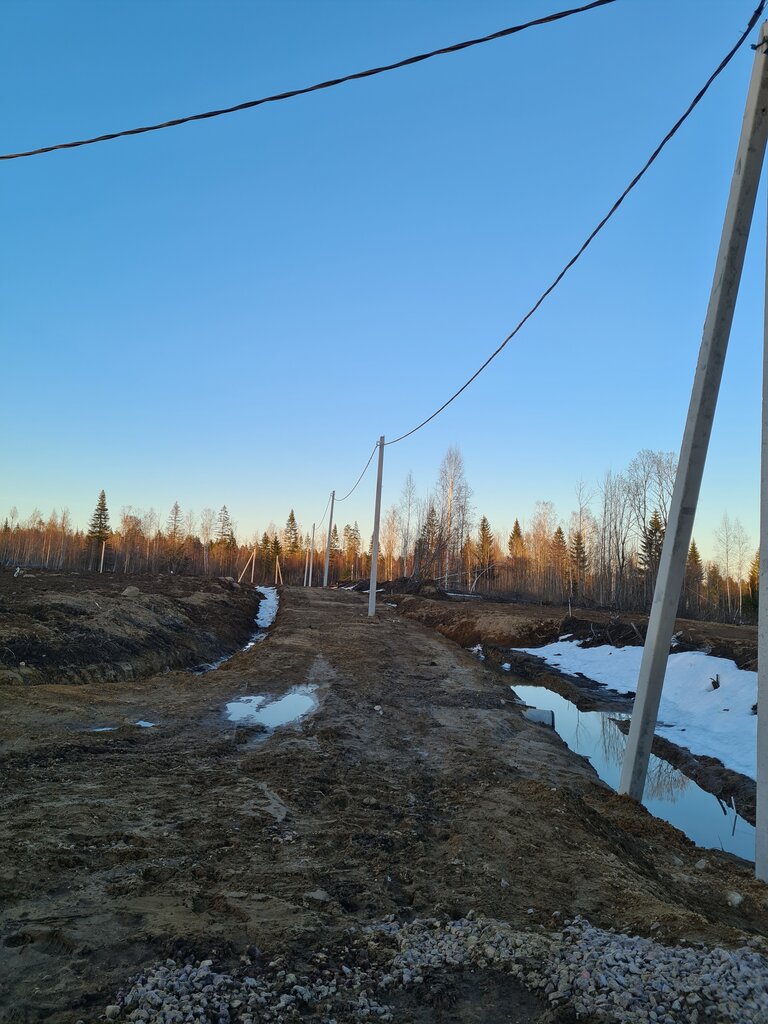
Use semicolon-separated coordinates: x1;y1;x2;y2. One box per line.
514;641;757;779
255;587;279;629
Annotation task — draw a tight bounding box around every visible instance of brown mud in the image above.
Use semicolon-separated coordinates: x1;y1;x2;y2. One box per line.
395;594;758;825
0;582;766;1023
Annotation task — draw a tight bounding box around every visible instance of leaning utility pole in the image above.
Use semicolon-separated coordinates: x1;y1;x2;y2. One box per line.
618;21;768;882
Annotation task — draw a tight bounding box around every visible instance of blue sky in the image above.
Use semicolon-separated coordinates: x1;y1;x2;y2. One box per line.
1;0;765;559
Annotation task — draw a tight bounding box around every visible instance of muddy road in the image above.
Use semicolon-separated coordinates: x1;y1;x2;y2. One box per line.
1;585;767;1022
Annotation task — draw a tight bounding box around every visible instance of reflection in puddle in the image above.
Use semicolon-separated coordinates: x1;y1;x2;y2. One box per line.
513;684;755;861
225;686;317;730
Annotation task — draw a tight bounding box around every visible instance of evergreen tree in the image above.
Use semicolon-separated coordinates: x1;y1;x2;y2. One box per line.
569;529;587;595
284;509;300;553
684;539;704;615
87;490;111;544
331;524;341;556
747;547;760;610
552;526;569;595
640;510;665;600
477;516;494;574
167;501;182;542
216;505;234;544
508;519;524;557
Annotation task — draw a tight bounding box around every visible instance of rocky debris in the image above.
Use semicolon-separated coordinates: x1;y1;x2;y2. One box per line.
99;914;768;1023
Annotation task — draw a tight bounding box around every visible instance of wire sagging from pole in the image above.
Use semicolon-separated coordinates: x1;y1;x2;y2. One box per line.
0;1;616;162
335;442;379;502
385;0;768;446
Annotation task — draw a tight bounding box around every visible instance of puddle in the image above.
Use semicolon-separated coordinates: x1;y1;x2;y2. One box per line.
225;685;317;730
86;719;157;732
512;684;755;862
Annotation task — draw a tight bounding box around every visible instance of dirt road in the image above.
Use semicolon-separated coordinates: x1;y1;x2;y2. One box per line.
1;585;766;1022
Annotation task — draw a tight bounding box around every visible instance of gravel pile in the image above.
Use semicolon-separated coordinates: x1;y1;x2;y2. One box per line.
97;914;768;1023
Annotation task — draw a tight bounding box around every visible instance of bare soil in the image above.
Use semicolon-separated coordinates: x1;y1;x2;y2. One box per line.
1;579;766;1023
394;595;759;824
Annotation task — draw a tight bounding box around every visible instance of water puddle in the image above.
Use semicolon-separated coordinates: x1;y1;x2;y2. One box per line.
225;685;317;730
87;719;157;732
512;684;755;861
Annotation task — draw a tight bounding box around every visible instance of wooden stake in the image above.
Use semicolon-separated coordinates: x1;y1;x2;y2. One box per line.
237;549;254;584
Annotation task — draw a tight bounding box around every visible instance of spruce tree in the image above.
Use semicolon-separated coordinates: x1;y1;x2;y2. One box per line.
216;505;233;544
508;519;524;557
167;501;182;542
552;526;568;595
569;530;587;595
87;490;111;544
748;548;760;610
284;509;300;553
684;539;704;614
477;516;494;573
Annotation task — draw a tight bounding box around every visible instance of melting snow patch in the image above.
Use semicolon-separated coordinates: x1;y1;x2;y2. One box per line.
135;720;157;728
225;686;317;730
501;662;511;672
469;644;486;661
514;640;758;779
255;587;279;629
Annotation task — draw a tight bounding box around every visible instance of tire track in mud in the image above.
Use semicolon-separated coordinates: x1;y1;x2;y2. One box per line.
1;587;766;1022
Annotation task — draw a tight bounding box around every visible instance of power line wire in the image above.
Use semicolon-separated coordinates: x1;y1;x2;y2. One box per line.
314;492;332;531
0;0;616;162
385;0;768;446
336;442;379;502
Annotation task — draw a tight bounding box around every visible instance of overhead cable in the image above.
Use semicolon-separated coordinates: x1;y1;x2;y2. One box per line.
335;442;379;502
385;0;768;446
314;491;332;530
0;0;617;162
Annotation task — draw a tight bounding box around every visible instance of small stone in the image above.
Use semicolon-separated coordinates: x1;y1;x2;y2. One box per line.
726;891;744;908
105;1008;120;1021
304;889;332;903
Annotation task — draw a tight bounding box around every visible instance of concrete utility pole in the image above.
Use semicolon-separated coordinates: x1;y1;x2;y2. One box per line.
308;523;316;587
368;436;385;617
323;491;335;588
618;22;768;882
759;190;768;881
303;538;310;587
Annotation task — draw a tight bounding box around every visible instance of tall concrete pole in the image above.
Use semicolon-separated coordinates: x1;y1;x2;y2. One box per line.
323;492;335;588
619;24;768;806
759;187;768;882
308;523;316;588
303;536;310;587
368;437;385;617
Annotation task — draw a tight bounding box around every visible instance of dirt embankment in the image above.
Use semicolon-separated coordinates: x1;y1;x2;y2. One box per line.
394;594;759;824
1;584;767;1022
0;568;262;686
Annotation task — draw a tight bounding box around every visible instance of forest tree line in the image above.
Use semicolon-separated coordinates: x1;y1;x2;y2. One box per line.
1;447;758;622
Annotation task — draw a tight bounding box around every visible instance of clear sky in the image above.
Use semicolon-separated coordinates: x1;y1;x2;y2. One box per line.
2;0;766;560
